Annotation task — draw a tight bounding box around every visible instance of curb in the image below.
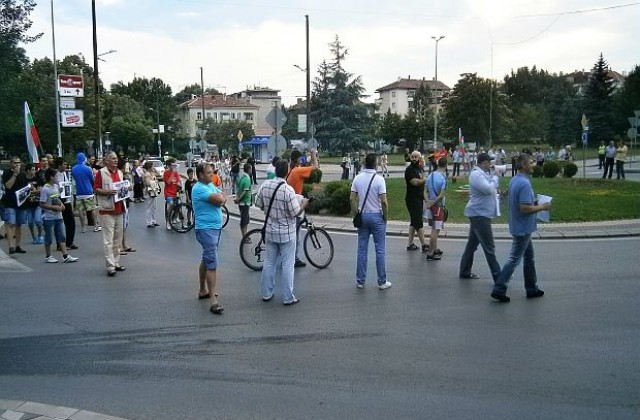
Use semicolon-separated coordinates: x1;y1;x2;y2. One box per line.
0;399;128;420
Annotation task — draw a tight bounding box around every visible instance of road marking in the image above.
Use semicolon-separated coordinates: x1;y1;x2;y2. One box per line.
0;250;33;273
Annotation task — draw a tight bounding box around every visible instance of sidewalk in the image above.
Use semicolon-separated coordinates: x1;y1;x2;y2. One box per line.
224;197;640;240
0;399;127;420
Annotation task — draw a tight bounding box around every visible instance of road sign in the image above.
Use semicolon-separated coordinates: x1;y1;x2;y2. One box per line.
581;114;588;130
265;107;287;130
267;134;286;156
628;128;637;140
307;137;318;150
197;129;207;140
581;130;588;145
58;74;84;97
237;130;244;141
60;109;84;127
298;114;307;133
59;97;75;109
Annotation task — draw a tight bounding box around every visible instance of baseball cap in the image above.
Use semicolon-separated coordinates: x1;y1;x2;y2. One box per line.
476;152;492;164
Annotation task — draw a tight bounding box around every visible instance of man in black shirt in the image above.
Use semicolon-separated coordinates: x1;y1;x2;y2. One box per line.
1;157;29;254
404;151;428;252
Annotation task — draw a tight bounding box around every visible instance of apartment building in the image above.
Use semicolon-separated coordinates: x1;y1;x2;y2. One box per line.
229;86;282;136
176;95;259;139
375;76;451;117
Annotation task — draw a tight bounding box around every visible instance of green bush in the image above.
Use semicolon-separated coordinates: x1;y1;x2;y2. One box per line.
542;160;560;178
302;184;314;197
563;162;578;178
324;180;351;197
532;164;544;178
304;168;323;184
329;186;352;215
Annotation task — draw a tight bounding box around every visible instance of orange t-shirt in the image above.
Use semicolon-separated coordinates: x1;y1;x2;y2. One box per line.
286;166;313;195
212;173;222;189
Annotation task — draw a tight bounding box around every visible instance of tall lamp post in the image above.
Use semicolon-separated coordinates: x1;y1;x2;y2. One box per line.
293;15;311;144
431;35;445;149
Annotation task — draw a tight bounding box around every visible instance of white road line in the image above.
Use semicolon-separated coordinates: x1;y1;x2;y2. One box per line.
0;250;33;273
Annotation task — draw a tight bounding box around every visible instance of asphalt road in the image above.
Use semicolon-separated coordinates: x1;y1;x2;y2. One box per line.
1;203;639;419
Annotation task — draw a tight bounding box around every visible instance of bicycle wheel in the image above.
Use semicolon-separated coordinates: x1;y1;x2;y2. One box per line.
221;205;229;228
170;203;194;233
239;228;265;271
304;227;334;269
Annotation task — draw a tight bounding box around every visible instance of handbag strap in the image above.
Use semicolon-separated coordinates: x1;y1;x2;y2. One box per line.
263;181;285;231
358;173;376;213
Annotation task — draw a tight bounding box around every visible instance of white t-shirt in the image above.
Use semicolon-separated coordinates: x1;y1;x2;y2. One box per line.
351;169;386;213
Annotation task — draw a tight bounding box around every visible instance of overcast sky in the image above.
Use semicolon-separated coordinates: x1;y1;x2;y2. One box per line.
23;0;640;105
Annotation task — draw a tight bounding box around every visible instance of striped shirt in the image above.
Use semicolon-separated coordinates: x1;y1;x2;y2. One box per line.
255;178;301;243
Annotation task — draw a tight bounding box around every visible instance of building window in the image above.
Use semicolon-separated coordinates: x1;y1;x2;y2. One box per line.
407;90;415;98
206;112;211;119
213;112;218;121
391;102;396;110
221;112;229;121
231;112;236;119
391;91;396;98
196;112;202;120
244;113;254;121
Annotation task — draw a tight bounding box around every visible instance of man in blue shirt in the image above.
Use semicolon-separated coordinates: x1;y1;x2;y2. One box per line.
491;154;551;303
192;162;227;314
459;153;501;281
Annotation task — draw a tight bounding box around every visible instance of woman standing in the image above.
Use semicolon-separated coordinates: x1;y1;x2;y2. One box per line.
142;161;160;228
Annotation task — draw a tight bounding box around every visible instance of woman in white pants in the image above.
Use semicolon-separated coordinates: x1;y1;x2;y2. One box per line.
142;161;160;228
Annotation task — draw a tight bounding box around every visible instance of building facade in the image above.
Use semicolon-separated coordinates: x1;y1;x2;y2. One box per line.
229;86;282;136
375;77;451;117
176;95;260;139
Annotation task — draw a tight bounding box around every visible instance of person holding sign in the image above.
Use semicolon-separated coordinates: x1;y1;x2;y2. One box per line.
1;157;28;254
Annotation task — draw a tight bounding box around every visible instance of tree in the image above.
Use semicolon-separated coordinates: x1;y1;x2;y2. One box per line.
310;35;375;155
441;73;510;147
102;93;153;153
581;53;615;144
377;109;403;147
205;120;255;155
613;65;640;136
173;83;220;105
0;0;41;155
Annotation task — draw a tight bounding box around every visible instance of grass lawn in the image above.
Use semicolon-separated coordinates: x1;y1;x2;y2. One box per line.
379;176;640;223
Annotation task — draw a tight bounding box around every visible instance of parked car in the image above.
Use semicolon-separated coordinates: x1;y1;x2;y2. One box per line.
147;159;165;180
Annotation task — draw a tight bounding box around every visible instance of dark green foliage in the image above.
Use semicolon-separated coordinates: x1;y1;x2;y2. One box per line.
329;186;351;215
532;164;544;178
542;160;560;178
581;54;615;145
324;180;351;197
303;168;323;184
613;65;640;135
563;162;578;178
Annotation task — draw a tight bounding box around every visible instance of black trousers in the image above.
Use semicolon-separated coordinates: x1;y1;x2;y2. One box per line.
598;154;605;169
62;202;76;246
602;157;615;179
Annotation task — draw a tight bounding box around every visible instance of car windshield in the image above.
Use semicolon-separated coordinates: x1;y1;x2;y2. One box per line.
152;161;163;167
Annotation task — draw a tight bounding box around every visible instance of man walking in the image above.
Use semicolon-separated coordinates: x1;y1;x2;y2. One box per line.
404;151;428;253
94;152;126;277
459;153;501;281
192;162;227;314
350;153;391;290
602;140;616;179
491;154;551;303
255;160;308;305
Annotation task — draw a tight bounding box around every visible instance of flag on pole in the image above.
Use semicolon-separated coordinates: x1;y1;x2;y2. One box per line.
24;102;41;164
458;127;464;144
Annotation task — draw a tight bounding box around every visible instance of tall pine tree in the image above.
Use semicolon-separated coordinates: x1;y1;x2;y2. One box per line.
582;53;615;144
310;35;375;155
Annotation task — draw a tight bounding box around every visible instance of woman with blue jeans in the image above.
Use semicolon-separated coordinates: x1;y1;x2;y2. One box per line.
350;153;391;290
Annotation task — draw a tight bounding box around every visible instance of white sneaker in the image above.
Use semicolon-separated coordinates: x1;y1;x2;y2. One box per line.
63;255;79;263
356;283;365;289
378;281;392;290
45;256;59;263
166;224;172;230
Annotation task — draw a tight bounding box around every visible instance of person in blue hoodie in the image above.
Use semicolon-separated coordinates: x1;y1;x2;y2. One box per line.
71;152;101;233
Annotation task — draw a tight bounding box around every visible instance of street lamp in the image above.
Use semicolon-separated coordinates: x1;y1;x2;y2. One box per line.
431;35;445;149
293;15;311;145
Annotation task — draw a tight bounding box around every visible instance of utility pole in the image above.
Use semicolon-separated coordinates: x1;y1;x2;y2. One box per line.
51;0;62;157
432;35;444;149
91;0;102;156
305;15;311;143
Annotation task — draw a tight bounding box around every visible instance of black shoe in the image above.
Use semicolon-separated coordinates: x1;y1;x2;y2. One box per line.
459;273;480;279
434;249;443;256
284;297;300;306
14;246;27;254
115;265;126;272
8;247;16;254
491;292;510;303
107;270;117;277
68;244;79;250
294;259;307;268
426;254;441;261
421;244;429;253
526;289;545;299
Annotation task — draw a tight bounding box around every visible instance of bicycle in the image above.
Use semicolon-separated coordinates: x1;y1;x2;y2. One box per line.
168;192;229;233
239;213;334;271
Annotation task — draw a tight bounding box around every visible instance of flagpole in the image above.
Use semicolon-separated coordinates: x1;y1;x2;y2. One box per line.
51;0;62;156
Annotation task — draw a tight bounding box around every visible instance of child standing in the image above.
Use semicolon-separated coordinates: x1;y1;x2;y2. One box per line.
40;168;79;263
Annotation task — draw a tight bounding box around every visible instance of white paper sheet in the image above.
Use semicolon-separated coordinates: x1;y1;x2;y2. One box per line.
536;194;553;222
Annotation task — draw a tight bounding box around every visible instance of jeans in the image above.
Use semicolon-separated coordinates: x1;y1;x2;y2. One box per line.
43;219;65;245
493;234;539;295
26;206;43;227
356;212;387;285
616;160;625;179
230;173;238;194
603;157;615;179
295;216;303;260
261;238;296;303
459;216;501;281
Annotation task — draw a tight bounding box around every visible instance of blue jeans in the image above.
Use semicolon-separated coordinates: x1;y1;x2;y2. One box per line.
493;234;539;295
459;216;501;281
356;212;387;286
43;219;66;246
261;238;296;303
26;206;43;227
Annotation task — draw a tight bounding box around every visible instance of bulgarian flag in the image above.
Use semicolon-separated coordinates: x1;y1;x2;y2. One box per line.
458;127;464;144
24;101;41;164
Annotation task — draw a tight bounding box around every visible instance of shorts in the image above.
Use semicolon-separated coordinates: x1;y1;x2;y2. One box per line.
43;219;66;245
2;207;27;225
430;205;445;230
195;228;221;270
405;199;423;230
26;206;43;226
75;197;97;212
239;205;250;228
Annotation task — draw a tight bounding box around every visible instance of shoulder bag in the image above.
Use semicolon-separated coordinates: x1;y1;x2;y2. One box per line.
261;181;285;241
429;172;449;222
353;174;376;228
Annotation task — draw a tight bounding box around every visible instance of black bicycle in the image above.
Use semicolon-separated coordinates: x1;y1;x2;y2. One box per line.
239;214;334;271
168;192;229;233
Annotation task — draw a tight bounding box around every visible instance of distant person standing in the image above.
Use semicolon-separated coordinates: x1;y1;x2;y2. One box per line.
380;153;389;177
2;157;29;254
229;155;240;195
162;159;181;230
602;140;616;179
597;141;606;170
615;140;628;180
491;154;551;303
192;162;227;314
53;157;77;250
340;157;350;180
459;153;501;281
350;153;391;290
234;162;253;239
404;151;428;253
142;161;160;228
71;153;100;234
425;157;447;261
266;156;279;180
132;159;144;202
